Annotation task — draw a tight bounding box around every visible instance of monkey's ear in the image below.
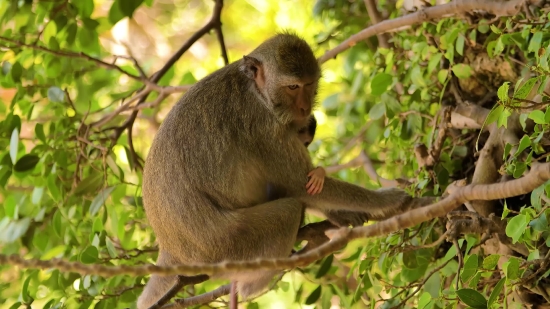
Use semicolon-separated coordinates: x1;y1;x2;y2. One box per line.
240;55;265;88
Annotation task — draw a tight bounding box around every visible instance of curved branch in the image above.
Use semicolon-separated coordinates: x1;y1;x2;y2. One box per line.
3;162;550;277
318;0;525;63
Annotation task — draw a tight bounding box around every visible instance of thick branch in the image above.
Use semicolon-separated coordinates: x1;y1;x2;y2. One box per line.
318;0;525;63
3;162;550;277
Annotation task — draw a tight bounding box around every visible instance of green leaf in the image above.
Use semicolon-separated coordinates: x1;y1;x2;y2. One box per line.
74;0;95;17
45;58;62;78
42;245;66;260
516;135;531;155
418;292;431;309
370;73;393;96
456;288;487;309
437;69;448;84
42;22;57;44
494;37;505;56
47;174;61;202
246;303;259;309
81;17;100;30
369;102;386;120
410;66;427;87
461;254;478;282
490;24;501;34
304;285;322;305
4;196;16;218
14;154;40;172
456;35;465;56
403;250;419;268
108;0;125;24
74;172;104;196
478;20;490;34
488;278;505;307
118;0;144;18
486;105;504;126
497;107;512;128
10;61;22;83
47;86;65;103
482;254;500;270
428;53;442;73
0;218;31;243
106;237;117;258
52;210;63;238
80;246;99;264
506;214;527;243
315;254;333;278
9;128;19;164
497;82;510;103
35;123;46;143
528;32;543;54
514;77;538;100
503;257;520;280
89;186;116;216
452;64;473;79
528;110;546;124
21;275;32;303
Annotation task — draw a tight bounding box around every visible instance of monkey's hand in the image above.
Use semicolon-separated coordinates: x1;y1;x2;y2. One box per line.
306;167;326;195
324;210;369;228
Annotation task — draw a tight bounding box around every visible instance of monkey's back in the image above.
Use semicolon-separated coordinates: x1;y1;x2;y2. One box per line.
143;61;278;263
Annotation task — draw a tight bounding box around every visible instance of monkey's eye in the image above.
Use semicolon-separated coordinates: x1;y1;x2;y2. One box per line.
288;85;299;90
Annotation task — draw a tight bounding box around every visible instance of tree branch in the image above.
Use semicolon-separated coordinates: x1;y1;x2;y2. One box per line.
0;35;143;82
318;0;525;63
4;162;550;277
113;0;225;170
163;284;232;308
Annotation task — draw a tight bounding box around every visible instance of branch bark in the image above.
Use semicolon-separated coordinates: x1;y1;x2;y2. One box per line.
318;0;525;63
3;162;550;277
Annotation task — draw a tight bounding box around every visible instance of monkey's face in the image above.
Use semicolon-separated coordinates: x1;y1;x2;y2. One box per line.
297;131;313;148
241;33;321;127
270;76;319;128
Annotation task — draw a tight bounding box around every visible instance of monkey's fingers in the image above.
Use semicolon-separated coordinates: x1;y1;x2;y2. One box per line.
309;179;322;195
317;180;324;194
306;178;315;189
307;180;319;195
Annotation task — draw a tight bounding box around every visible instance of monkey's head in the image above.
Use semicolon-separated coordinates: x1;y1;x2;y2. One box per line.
240;32;321;128
298;115;317;148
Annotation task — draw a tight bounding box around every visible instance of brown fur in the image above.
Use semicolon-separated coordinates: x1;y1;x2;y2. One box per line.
137;33;433;308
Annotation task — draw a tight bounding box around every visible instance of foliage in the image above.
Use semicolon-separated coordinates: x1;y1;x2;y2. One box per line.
1;0;550;308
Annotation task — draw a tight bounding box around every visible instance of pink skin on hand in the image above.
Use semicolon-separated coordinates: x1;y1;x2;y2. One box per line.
306;167;326;195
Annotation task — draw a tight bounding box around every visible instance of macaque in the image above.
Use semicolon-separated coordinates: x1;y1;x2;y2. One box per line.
299;115;326;195
137;32;434;308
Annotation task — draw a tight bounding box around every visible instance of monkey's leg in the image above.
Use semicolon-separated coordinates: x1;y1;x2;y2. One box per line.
300;177;436;221
137;251;208;309
228;198;303;300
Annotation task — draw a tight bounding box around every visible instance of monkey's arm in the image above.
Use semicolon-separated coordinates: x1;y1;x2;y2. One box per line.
299;177;436;221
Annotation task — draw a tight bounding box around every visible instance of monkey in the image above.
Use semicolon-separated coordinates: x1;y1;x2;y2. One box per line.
299;115;326;195
267;115;326;201
137;32;434;308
